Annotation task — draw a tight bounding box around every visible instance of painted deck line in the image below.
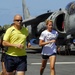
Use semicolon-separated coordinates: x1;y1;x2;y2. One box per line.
31;62;75;65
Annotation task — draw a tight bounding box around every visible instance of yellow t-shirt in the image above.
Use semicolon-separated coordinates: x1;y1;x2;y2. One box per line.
3;26;29;56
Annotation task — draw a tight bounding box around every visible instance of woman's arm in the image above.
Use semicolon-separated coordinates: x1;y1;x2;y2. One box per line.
39;39;56;46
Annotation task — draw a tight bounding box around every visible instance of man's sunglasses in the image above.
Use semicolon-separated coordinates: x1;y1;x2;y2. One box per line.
14;20;22;22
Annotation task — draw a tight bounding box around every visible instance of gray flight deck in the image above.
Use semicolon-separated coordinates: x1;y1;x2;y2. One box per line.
0;47;75;75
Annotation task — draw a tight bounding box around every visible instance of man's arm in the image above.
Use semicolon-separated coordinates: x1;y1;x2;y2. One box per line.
26;35;31;48
2;41;24;49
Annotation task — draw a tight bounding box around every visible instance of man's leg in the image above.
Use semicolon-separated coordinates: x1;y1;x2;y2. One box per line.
16;71;25;75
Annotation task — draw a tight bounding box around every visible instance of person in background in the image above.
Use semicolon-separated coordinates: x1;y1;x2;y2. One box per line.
0;35;7;75
10;23;14;26
2;14;31;75
39;20;58;75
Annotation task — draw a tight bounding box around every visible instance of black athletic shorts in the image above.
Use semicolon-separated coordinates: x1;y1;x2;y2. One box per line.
4;54;27;72
42;53;56;59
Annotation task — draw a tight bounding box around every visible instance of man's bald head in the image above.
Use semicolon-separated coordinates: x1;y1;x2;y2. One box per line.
14;14;22;21
13;14;23;29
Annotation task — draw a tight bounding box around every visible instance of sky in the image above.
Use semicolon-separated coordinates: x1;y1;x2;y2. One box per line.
0;0;74;26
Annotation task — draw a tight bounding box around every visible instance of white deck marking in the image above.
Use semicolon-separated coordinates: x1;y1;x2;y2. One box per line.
31;62;75;65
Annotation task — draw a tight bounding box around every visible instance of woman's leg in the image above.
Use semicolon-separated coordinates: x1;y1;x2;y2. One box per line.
40;59;47;75
49;55;56;75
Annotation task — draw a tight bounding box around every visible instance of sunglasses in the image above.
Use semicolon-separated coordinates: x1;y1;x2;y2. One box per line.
14;20;22;22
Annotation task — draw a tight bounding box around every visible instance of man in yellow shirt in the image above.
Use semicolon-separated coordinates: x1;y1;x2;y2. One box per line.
3;14;31;75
